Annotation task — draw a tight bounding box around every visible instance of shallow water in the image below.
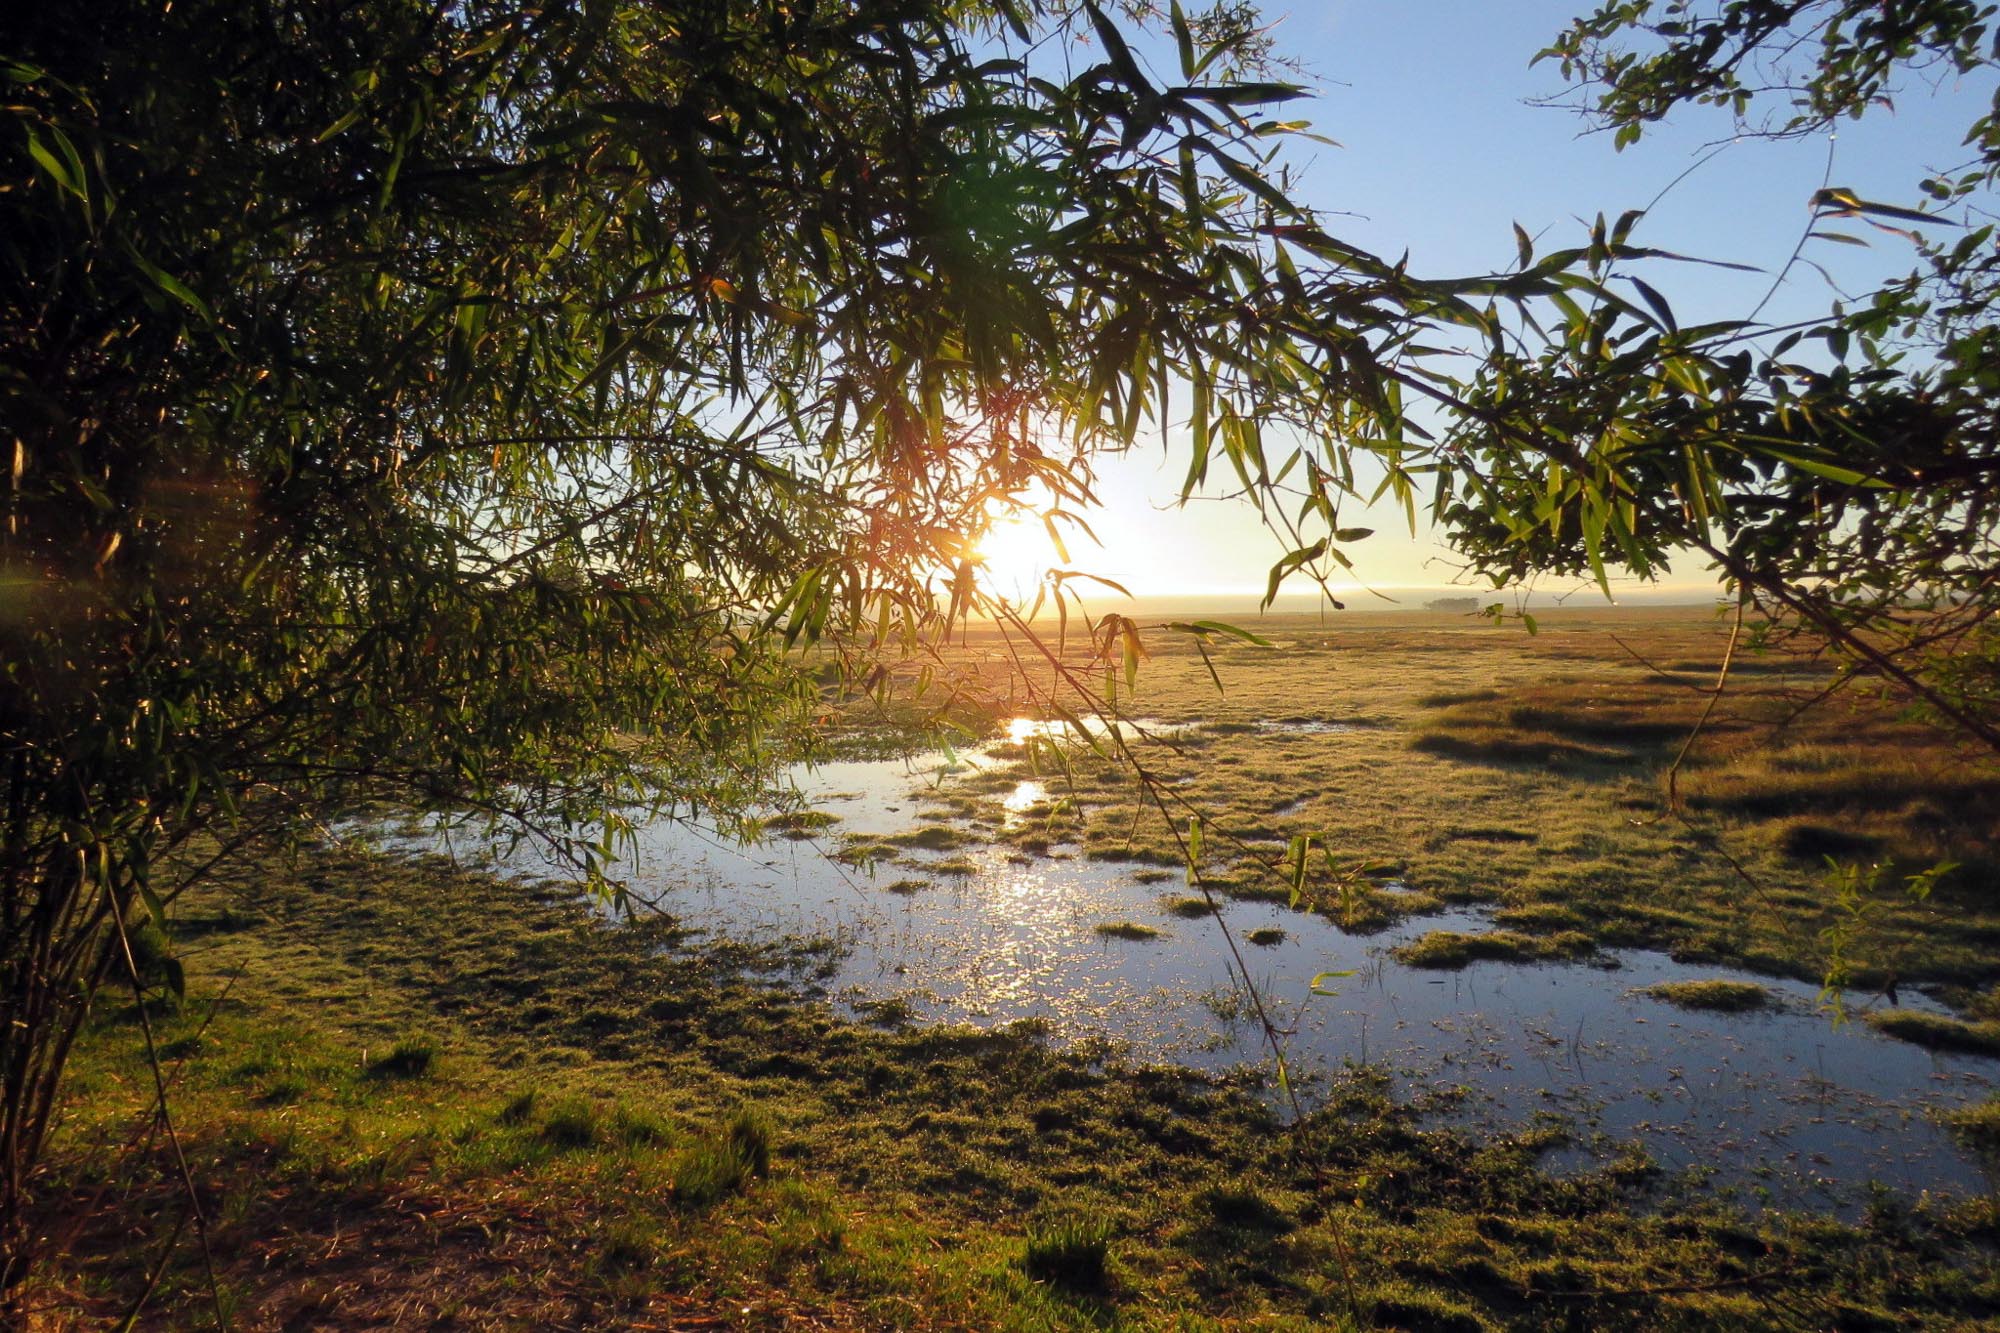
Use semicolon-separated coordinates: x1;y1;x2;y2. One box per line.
375;729;1999;1209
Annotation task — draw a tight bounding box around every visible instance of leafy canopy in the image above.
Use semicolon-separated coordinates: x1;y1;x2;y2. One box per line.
0;0;1429;1285
6;0;2000;1297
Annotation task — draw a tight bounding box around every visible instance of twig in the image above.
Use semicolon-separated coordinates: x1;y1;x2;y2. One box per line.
110;890;226;1330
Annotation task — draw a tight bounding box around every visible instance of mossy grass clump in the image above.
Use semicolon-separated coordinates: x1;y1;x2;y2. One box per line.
1642;980;1772;1013
854;994;920;1026
1163;895;1215;919
539;1096;602;1150
671;1110;771;1208
887;824;970;852
1865;1009;2000;1055
1947;1096;2000;1155
880;878;930;896
365;1039;436;1080
610;1104;674;1147
1093;921;1161;941
1244;927;1286;946
1392;929;1595;970
765;809;840;836
1021;1214;1112;1293
832;840;897;867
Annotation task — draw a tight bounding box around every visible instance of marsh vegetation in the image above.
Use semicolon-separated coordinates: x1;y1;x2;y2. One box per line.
37;605;2000;1326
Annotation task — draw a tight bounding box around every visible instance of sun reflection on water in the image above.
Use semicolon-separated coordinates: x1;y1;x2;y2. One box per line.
368;735;2000;1207
1002;780;1047;814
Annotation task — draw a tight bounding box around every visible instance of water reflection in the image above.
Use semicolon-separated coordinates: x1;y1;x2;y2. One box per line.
1001;780;1048;815
1003;715;1191;745
368;737;1999;1209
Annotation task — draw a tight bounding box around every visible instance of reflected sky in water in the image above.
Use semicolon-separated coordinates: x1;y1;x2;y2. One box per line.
375;727;2000;1210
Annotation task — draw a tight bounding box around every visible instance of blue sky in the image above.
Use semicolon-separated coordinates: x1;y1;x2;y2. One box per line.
1041;1;1996;610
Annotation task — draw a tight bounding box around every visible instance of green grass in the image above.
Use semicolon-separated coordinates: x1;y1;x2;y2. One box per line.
365;1038;436;1079
1021;1215;1111;1293
37;837;2000;1329
1947;1097;2000;1156
1864;1009;2000;1055
38;606;2000;1328
1393;929;1596;969
671;1111;770;1208
1092;921;1161;941
1641;980;1773;1013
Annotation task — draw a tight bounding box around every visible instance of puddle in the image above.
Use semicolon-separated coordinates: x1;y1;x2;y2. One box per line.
363;725;2000;1209
1258;718;1363;735
1002;716;1194;745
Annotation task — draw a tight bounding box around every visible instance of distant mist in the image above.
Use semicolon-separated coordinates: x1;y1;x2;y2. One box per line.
1011;584;1728;622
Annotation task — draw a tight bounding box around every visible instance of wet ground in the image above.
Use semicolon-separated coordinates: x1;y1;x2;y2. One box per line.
375;726;1999;1209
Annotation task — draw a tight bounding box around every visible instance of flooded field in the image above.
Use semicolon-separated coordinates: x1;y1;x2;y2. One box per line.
386;714;2000;1210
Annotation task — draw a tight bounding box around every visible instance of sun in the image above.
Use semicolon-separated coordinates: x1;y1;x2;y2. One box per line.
975;515;1055;602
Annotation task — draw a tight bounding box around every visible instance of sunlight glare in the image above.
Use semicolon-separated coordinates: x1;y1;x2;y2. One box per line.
974;516;1053;602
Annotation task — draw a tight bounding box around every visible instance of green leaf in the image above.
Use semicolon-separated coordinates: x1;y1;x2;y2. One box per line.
1262;539;1326;610
1626;277;1677;333
119;241;214;323
1165;619;1274;648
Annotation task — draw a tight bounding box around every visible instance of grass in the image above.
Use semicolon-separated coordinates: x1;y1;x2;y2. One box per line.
1393;929;1596;969
1948;1097;2000;1156
1021;1215;1112;1293
365;1038;436;1080
1092;921;1161;941
1864;1009;2000;1055
1641;980;1773;1012
1244;927;1286;946
670;1111;770;1208
34;605;2000;1327
950;605;2000;993
35;836;2000;1328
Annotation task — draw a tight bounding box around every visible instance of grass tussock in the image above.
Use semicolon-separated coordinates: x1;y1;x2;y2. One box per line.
365;1039;436;1080
1092;921;1161;941
1022;1215;1112;1293
1393;929;1596;970
1864;1009;2000;1055
1641;980;1772;1013
1947;1097;2000;1156
671;1111;771;1208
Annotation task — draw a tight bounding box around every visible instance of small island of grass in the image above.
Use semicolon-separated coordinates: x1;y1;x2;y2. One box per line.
1641;980;1772;1013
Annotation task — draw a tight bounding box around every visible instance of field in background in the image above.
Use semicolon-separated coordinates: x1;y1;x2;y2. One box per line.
914;604;2000;1005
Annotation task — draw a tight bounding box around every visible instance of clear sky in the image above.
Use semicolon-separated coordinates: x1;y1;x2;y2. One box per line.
988;1;1995;613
